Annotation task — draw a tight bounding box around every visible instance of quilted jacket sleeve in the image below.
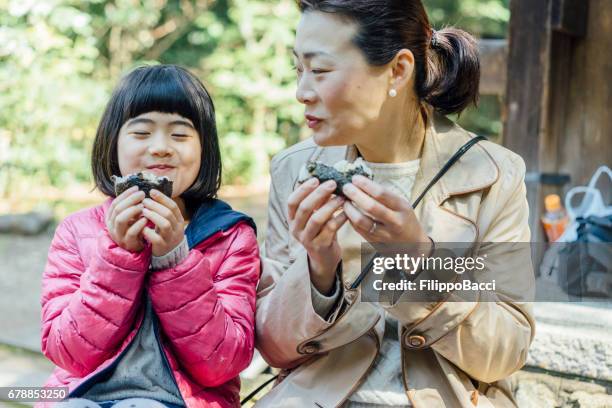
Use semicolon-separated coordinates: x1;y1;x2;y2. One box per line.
41;217;151;377
147;222;260;387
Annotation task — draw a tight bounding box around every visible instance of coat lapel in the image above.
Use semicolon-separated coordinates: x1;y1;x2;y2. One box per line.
411;109;500;208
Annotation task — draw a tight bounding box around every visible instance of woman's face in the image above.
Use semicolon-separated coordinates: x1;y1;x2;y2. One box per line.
117;111;202;198
293;11;391;146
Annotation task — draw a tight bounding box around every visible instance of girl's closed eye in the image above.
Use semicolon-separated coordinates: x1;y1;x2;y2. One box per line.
170;126;192;138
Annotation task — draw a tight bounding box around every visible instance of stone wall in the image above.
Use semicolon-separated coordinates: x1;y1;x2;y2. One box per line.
512;371;611;408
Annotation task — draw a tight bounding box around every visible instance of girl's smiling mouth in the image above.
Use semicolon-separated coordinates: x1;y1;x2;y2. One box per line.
146;164;176;174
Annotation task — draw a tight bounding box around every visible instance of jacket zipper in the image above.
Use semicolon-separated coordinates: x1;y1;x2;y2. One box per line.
151;307;186;405
68;311;145;398
69;296;185;406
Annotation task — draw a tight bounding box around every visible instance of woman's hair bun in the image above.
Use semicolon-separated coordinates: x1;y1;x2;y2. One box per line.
419;27;481;115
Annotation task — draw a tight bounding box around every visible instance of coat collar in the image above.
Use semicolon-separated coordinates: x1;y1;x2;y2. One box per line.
344;106;499;205
184;198;256;248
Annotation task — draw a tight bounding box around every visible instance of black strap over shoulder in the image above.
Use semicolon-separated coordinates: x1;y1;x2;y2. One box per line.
349;135;487;289
411;135;487;209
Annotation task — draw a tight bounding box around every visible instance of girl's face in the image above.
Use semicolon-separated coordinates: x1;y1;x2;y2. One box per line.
117;111;202;198
293;11;390;147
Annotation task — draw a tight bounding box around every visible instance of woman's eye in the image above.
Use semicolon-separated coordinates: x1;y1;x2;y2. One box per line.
312;69;328;75
132;131;150;136
172;133;188;138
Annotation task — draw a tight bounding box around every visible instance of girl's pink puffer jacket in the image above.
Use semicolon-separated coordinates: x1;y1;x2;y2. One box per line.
38;197;260;407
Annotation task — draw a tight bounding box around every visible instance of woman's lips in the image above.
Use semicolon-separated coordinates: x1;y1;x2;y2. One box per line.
305;115;323;129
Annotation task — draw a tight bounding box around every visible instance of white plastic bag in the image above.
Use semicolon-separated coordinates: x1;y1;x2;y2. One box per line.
558;165;612;242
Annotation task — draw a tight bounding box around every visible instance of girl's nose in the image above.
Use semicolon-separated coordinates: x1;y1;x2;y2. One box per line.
148;134;173;156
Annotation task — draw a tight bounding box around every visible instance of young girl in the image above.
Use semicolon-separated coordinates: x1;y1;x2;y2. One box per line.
38;65;260;408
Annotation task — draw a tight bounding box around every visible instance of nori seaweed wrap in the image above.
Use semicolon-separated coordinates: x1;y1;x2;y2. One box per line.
112;172;173;198
298;158;373;196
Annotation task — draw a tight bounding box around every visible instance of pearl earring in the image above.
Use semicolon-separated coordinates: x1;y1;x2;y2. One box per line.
388;88;397;98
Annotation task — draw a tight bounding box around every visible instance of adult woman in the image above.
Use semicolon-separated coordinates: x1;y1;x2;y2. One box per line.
256;1;534;407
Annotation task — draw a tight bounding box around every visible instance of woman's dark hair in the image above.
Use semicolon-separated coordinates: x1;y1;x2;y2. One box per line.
296;0;480;115
91;64;221;216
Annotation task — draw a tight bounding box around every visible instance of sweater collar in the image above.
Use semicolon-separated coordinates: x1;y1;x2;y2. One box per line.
344;106;499;205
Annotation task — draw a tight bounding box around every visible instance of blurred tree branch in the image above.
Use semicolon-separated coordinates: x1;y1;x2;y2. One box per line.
144;0;212;61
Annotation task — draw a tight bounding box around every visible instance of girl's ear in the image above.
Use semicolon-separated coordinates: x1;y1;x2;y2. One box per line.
389;49;415;93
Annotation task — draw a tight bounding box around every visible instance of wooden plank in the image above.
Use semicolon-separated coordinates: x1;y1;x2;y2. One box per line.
553;0;612;198
503;0;553;245
551;0;589;37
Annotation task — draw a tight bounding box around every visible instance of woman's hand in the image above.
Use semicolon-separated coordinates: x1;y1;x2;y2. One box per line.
105;186;148;252
288;178;348;294
141;189;186;257
342;175;431;248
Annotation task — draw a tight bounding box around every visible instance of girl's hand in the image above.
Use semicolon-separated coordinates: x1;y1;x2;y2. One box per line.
342;175;432;248
288;178;348;294
141;189;186;257
105;186;148;252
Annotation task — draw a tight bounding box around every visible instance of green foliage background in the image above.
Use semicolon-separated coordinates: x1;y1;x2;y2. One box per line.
0;0;509;203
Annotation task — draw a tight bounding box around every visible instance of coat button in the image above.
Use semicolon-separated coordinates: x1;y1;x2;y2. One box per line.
345;290;357;303
301;341;320;355
405;334;426;348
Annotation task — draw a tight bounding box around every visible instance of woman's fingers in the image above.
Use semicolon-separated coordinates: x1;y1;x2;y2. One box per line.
291;180;337;235
342;181;399;224
301;195;345;242
344;201;394;243
313;211;348;246
287;178;319;220
344;201;378;235
351;175;407;211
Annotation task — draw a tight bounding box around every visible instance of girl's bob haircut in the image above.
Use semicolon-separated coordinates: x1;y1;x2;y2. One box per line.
91;64;221;216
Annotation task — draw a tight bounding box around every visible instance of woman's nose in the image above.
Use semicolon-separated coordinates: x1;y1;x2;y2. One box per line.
296;76;317;105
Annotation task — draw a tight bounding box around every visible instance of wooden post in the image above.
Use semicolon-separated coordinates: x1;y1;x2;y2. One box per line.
548;0;610;203
504;0;612;255
503;0;553;246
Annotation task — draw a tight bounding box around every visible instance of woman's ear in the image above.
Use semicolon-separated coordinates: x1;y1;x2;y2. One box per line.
389;49;415;93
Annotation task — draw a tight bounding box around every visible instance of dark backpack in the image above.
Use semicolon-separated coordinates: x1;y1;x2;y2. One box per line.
558;214;612;297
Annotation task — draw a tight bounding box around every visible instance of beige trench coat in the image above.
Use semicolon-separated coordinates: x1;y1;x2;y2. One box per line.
255;110;536;408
